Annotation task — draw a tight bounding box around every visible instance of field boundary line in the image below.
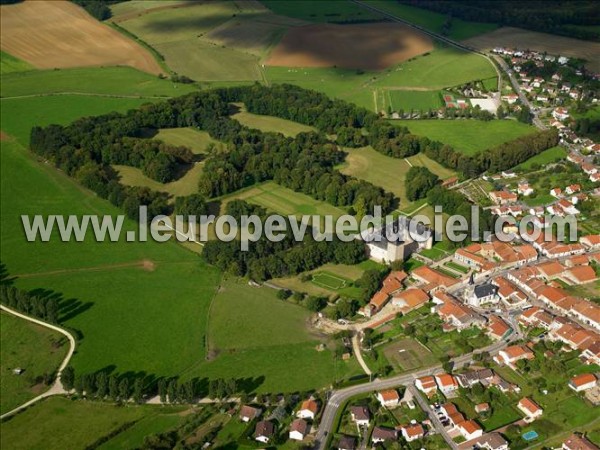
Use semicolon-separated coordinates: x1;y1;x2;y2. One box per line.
0;304;76;419
0;92;172;100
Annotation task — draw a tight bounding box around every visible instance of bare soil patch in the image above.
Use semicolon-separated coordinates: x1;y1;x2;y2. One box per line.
464;26;600;72
0;1;163;75
266;22;433;70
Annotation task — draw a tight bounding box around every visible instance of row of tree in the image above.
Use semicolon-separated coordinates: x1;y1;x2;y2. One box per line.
402;0;600;41
0;284;59;323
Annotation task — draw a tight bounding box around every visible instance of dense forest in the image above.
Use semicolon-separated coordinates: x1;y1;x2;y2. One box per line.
401;0;600;41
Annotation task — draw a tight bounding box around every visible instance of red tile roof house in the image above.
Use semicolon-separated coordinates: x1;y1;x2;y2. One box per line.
562;433;600;450
517;397;543;422
240;405;261;422
487;315;512;340
401;423;424;442
376;389;400;408
414;376;438;396
458;419;483;441
435;373;459;395
580;234;600;250
560;266;599;285
475;402;490;414
289;418;309;441
494;345;534;369
296;399;319;420
254;420;275;443
489;190;518;205
391;288;429;310
569;373;597;392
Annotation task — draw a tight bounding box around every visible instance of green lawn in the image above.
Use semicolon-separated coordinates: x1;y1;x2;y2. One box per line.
98;410;187;450
155;128;226;155
209;278;315;351
372;47;497;89
388;89;443;111
340;145;456;207
231;110;316;137
312;272;350;290
515;146;567;170
0;66;198;98
219;181;347;218
113;162;205;198
0;397;185;450
363;0;498;40
394;119;537;155
264;47;497;111
0;51;33;75
0;313;68;415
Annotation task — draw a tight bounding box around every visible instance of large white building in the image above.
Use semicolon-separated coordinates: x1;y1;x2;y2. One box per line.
362;217;433;263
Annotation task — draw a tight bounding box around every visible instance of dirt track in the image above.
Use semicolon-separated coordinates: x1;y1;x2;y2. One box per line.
463;26;600;72
266;22;433;70
0;0;163;75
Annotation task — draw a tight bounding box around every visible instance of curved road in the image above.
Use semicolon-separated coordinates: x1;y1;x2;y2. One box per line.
314;335;515;449
0;304;76;419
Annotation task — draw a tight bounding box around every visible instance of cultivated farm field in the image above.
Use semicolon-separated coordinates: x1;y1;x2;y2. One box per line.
0;1;162;75
394;119;537;155
0;313;68;415
267;22;433;70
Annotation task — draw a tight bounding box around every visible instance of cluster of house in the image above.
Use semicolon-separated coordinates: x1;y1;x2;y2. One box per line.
563;433;600;450
568;152;600;183
240;398;320;444
335;389;431;450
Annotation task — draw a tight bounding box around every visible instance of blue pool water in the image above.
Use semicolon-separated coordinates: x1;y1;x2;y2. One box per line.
523;431;539;441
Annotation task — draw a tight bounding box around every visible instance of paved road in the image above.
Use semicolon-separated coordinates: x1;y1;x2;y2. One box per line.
0;304;76;419
314;336;515;449
352;334;372;376
408;384;458;450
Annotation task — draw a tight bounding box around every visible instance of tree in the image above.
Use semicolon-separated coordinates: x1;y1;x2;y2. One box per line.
305;296;327;312
108;375;119;400
133;378;144;403
158;378;167;403
405;166;439;201
119;378;130;401
61;366;75;391
96;372;108;399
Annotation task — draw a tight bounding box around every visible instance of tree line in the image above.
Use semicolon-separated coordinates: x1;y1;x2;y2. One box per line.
0;283;59;323
401;0;600;41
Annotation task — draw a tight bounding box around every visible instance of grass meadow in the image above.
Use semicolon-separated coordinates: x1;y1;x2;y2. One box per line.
339;146;456;207
515;146;567;170
0;313;68;414
155;128;226;154
387;89;443;111
394;119;537;155
218;181;347;218
0;51;33;75
0;397;186;450
231;110;316;137
0;66;197;98
265;46;497;111
261;0;384;23
0;68;358;395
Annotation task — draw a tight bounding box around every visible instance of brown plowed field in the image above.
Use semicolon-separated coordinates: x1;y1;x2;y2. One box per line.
464;27;600;72
266;22;433;70
0;0;163;75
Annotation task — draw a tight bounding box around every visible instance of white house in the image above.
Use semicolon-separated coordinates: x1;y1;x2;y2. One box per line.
458;420;483;441
255;421;275;443
435;374;459;395
289;419;309;441
296;399;319;420
518;397;543;422
401;423;424;442
568;373;597;392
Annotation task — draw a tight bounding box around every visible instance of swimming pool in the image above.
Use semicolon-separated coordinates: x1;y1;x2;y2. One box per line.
523;430;539;441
